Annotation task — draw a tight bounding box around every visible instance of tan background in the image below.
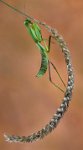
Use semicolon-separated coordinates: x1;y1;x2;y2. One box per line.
0;0;83;150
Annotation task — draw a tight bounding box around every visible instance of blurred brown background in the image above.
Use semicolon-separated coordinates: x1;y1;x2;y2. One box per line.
0;0;83;150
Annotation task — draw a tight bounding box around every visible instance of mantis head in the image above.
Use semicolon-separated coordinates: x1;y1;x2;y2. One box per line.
24;18;32;26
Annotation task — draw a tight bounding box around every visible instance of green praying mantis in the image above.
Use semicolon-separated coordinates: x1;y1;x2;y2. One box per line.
24;18;66;93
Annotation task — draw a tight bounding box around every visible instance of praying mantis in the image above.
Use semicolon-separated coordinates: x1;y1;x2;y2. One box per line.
24;18;66;93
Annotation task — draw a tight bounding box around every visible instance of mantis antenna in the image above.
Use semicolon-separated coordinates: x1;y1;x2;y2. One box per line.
0;0;74;143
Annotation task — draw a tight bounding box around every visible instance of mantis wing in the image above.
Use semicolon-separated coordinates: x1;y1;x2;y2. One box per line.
36;42;48;78
32;23;42;42
24;20;42;43
24;24;38;43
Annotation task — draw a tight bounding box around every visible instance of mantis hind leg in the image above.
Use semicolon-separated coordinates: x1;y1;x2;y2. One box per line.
47;35;66;91
49;61;66;88
48;60;66;93
46;35;56;52
47;35;52;53
43;35;52;52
